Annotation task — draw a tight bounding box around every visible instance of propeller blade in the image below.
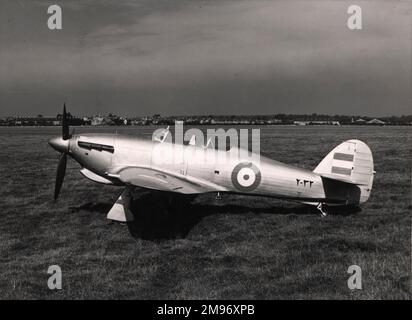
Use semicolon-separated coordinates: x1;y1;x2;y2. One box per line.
54;153;67;200
62;103;70;140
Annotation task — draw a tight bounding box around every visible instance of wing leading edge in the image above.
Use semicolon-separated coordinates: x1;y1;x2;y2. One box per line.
108;166;228;194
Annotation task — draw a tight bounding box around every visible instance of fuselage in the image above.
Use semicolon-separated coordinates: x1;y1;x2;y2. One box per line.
48;132;336;204
50;134;332;202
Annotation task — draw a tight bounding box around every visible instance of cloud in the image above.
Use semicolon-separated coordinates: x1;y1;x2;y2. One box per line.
0;0;410;116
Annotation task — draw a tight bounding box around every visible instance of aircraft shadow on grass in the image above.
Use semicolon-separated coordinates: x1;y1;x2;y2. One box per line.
70;190;360;241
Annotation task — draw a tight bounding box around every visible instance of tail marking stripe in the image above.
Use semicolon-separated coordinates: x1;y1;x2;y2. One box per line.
331;166;352;176
333;153;354;162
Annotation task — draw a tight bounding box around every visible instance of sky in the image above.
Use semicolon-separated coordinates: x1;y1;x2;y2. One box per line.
0;0;411;117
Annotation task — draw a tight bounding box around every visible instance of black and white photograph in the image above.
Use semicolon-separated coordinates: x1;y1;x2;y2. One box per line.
0;0;411;303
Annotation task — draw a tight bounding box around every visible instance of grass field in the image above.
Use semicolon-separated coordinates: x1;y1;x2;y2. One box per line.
0;125;410;299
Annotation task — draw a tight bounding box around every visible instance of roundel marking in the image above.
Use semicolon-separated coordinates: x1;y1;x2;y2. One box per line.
231;162;261;192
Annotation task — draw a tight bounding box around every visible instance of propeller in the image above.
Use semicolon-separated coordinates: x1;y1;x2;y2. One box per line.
62;103;70;140
54;153;67;200
51;103;71;201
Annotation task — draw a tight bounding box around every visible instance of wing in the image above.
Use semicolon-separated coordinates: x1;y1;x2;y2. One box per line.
108;166;227;194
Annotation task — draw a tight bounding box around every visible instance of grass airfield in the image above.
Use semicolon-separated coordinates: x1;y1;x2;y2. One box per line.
0;125;410;299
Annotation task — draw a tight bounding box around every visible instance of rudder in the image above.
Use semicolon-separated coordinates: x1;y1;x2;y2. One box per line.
314;139;374;204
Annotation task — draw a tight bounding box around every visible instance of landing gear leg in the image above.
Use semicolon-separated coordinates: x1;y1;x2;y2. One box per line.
107;186;135;222
215;192;222;200
316;203;327;217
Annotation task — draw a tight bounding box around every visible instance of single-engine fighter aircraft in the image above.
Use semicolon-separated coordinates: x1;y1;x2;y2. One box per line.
49;105;375;221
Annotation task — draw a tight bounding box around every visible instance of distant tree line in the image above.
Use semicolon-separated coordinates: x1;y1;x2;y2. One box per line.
1;113;412;126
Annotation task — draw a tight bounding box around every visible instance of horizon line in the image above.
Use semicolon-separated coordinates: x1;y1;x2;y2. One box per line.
1;113;412;118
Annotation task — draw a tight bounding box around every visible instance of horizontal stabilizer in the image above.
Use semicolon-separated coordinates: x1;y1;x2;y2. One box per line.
317;173;368;186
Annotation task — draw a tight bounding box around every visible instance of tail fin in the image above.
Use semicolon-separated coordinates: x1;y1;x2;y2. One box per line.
314;139;375;204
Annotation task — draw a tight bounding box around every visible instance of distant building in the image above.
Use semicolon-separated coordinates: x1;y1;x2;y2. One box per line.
294;121;307;126
355;118;367;124
91;116;105;126
267;119;282;124
366;118;386;125
293;120;340;126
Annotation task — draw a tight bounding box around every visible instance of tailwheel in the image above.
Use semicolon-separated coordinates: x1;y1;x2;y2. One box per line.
316;202;328;217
